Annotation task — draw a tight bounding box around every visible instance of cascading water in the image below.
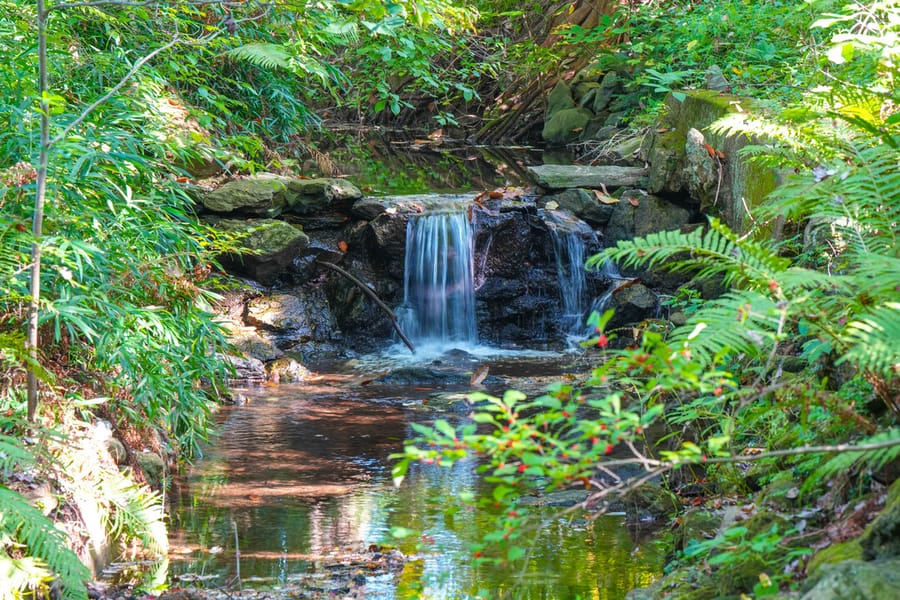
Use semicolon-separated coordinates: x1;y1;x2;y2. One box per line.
399;209;477;348
543;209;596;337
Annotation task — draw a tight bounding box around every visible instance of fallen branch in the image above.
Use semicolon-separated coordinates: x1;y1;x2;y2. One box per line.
318;260;415;353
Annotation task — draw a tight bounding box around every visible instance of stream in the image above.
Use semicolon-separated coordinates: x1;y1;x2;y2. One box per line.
163;355;664;599
158;137;665;598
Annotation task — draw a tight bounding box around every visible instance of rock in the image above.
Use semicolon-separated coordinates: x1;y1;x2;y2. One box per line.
228;326;284;362
626;565;719;600
604;111;627;127
704;65;731;93
800;559;900;600
202;174;289;216
265;357;310;383
528;164;648;190
573;81;600;103
352;197;390;220
607;282;658;329
593;71;620;113
135;452;165;489
860;477;900;560
542;107;593;145
807;540;864;577
545;188;615;227
104;438;127;465
546;80;576;118
683;127;721;208
220;353;266;382
246;290;339;346
641;90;781;232
605;190;694;246
673;509;721;552
284;178;363;214
620;483;682;521
215;219;309;285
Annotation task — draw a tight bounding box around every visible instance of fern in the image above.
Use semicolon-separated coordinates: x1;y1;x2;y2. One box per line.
0;486;89;600
802;429;900;494
0;435;35;476
839;303;900;380
589;218;790;289
226;43;294;71
97;471;168;556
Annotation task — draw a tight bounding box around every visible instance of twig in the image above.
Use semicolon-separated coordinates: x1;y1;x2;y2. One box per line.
233;519;241;589
317;260;415;353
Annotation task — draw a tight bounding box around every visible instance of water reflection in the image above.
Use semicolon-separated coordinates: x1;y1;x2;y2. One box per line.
169;380;663;598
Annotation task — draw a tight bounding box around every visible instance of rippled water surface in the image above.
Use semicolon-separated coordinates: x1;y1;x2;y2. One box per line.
167;356;664;599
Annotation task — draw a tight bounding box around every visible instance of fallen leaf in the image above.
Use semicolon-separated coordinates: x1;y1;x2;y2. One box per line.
595;190;619;204
470;364;490;386
338;240;348;252
544;200;559;210
428;128;444;141
489;190;503;199
704;143;716;158
715;149;727;159
628;197;640;207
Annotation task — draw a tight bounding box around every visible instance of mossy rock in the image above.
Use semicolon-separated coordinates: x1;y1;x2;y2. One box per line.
715;554;770;597
807;540;864;577
136;452;165;489
546;80;576;118
542;107;593;145
860;477;900;560
674;509;721;551
202;174;290;216
215;219;309;285
284;178;362;215
626;565;718;600
757;475;801;510
801;558;900;599
621;482;682;520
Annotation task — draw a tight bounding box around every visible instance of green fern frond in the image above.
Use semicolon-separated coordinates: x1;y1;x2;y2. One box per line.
0;435;35;476
839;303;900;379
98;472;168;556
589;218;790;288
670;290;782;365
0;486;89;600
226;43;293;71
802;429;900;494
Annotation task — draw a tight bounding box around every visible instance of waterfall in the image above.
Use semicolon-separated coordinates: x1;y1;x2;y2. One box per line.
544;209;596;336
399;210;477;347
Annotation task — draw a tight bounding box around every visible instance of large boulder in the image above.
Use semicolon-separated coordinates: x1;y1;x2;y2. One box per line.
528;164;648;190
860;478;900;560
641;90;781;233
215;218;309;285
202;174;290;216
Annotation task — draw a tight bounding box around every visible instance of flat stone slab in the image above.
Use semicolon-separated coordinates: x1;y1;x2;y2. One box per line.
528;164;648;190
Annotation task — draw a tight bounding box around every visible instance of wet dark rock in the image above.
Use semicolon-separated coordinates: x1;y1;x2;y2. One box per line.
214;219;309;286
351;197;390;220
367;211;409;269
545;188;615;227
528;164;648;190
607;282;658;329
201;174;289;216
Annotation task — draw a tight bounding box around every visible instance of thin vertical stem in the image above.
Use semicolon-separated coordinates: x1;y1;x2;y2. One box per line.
27;0;50;421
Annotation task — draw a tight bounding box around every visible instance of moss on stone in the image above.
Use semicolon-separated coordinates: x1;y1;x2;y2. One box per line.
808;540;864;577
